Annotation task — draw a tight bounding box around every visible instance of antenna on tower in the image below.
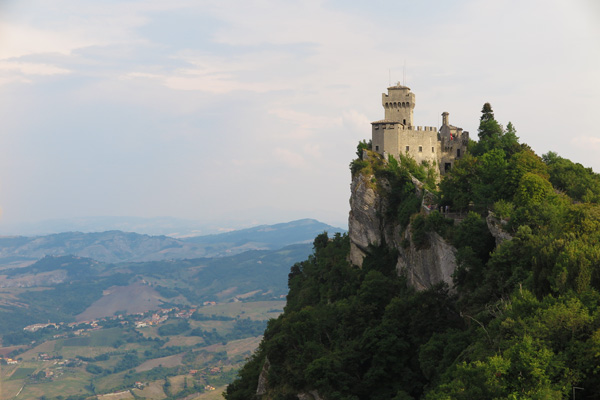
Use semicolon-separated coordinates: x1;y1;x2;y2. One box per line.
403;60;406;86
389;68;391;86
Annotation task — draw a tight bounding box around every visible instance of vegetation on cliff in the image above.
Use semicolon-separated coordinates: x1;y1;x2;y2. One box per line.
225;104;600;399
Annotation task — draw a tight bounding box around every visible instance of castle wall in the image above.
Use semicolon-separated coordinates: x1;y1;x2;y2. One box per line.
372;123;400;156
398;127;438;166
373;123;440;167
439;128;469;173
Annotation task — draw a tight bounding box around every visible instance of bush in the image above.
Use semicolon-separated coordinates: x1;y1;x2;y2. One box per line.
350;159;369;176
157;320;190;337
411;214;429;249
356;139;372;157
86;364;103;374
493;199;514;220
425;211;454;237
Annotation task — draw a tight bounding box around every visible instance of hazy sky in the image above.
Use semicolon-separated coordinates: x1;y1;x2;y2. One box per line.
0;0;599;232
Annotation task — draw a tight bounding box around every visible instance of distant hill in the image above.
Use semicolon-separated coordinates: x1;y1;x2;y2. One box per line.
183;218;345;255
0;243;314;333
0;219;345;266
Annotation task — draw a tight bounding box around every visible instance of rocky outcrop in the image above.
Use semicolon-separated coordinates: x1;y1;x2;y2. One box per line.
297;391;325;400
348;172;388;266
397;229;457;291
256;357;270;396
348;170;457;290
486;213;513;247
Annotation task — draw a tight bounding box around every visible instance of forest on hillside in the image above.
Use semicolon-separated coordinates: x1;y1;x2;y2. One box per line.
225;104;600;400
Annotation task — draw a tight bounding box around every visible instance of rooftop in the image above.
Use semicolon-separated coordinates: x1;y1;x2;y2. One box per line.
387;83;411;90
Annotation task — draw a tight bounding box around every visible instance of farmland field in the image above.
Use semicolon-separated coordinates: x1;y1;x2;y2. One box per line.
0;299;279;400
8;367;35;380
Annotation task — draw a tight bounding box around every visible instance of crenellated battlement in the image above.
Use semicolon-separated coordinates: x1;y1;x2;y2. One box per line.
372;123;437;132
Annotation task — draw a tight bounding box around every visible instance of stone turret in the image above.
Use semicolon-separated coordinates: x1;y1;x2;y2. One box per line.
382;83;415;126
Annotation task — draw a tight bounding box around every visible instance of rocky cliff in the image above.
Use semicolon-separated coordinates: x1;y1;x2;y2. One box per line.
348;163;457;290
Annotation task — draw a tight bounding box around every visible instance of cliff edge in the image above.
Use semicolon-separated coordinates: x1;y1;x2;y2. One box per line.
348;153;457;290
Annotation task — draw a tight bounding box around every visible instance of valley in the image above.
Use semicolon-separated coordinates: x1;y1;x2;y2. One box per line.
0;219;343;399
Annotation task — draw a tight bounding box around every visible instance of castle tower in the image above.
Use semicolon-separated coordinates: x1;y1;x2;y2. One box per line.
382;83;415;126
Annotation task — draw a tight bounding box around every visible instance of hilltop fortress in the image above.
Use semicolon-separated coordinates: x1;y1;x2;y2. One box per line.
371;83;468;174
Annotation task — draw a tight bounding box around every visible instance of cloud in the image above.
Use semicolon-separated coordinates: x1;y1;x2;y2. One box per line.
273;148;306;169
570;135;600;150
268;108;342;139
0;61;71;76
342;110;371;136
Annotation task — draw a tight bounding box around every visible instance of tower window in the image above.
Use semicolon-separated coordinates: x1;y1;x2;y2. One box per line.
375;145;379;151
403;119;406;125
418;146;422;152
432;147;435;153
457;149;461;158
405;146;409;152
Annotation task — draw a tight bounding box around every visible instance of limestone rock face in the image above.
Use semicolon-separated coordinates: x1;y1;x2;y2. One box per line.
397;229;457;290
256;357;270;396
486;213;513;247
348;172;387;266
297;390;325;400
348;171;457;290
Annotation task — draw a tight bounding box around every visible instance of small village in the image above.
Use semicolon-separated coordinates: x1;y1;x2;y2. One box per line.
0;302;219;366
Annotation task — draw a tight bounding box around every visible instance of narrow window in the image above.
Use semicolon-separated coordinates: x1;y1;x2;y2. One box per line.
418;146;422;152
432;147;435;153
375;145;379;151
405;146;409;152
457;149;461;158
403;119;406;125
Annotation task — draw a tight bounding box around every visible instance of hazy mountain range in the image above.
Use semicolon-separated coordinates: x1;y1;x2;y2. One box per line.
0;219;345;266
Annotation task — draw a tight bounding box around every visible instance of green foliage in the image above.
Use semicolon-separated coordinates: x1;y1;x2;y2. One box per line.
380;155;423;229
493;199;514;219
514;172;554;208
157;320;190;336
424;211;454;237
543;151;600;203
350;159;369;176
411;214;429;249
226;234;463;400
356;139;372;157
113;352;141;373
397;153;437;191
439;154;478;211
86;364;104;374
154;285;180;298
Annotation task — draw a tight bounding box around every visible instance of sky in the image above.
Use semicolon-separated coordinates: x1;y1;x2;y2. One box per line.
0;0;599;234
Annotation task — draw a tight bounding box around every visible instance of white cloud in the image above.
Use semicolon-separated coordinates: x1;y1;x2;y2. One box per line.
570;136;600;150
273;148;306;169
268;108;341;139
0;61;71;76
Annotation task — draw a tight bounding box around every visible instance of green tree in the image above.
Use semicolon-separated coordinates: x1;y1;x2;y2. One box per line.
472;103;503;155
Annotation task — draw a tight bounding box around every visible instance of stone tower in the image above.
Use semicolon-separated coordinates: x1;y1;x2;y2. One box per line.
382;83;415;126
